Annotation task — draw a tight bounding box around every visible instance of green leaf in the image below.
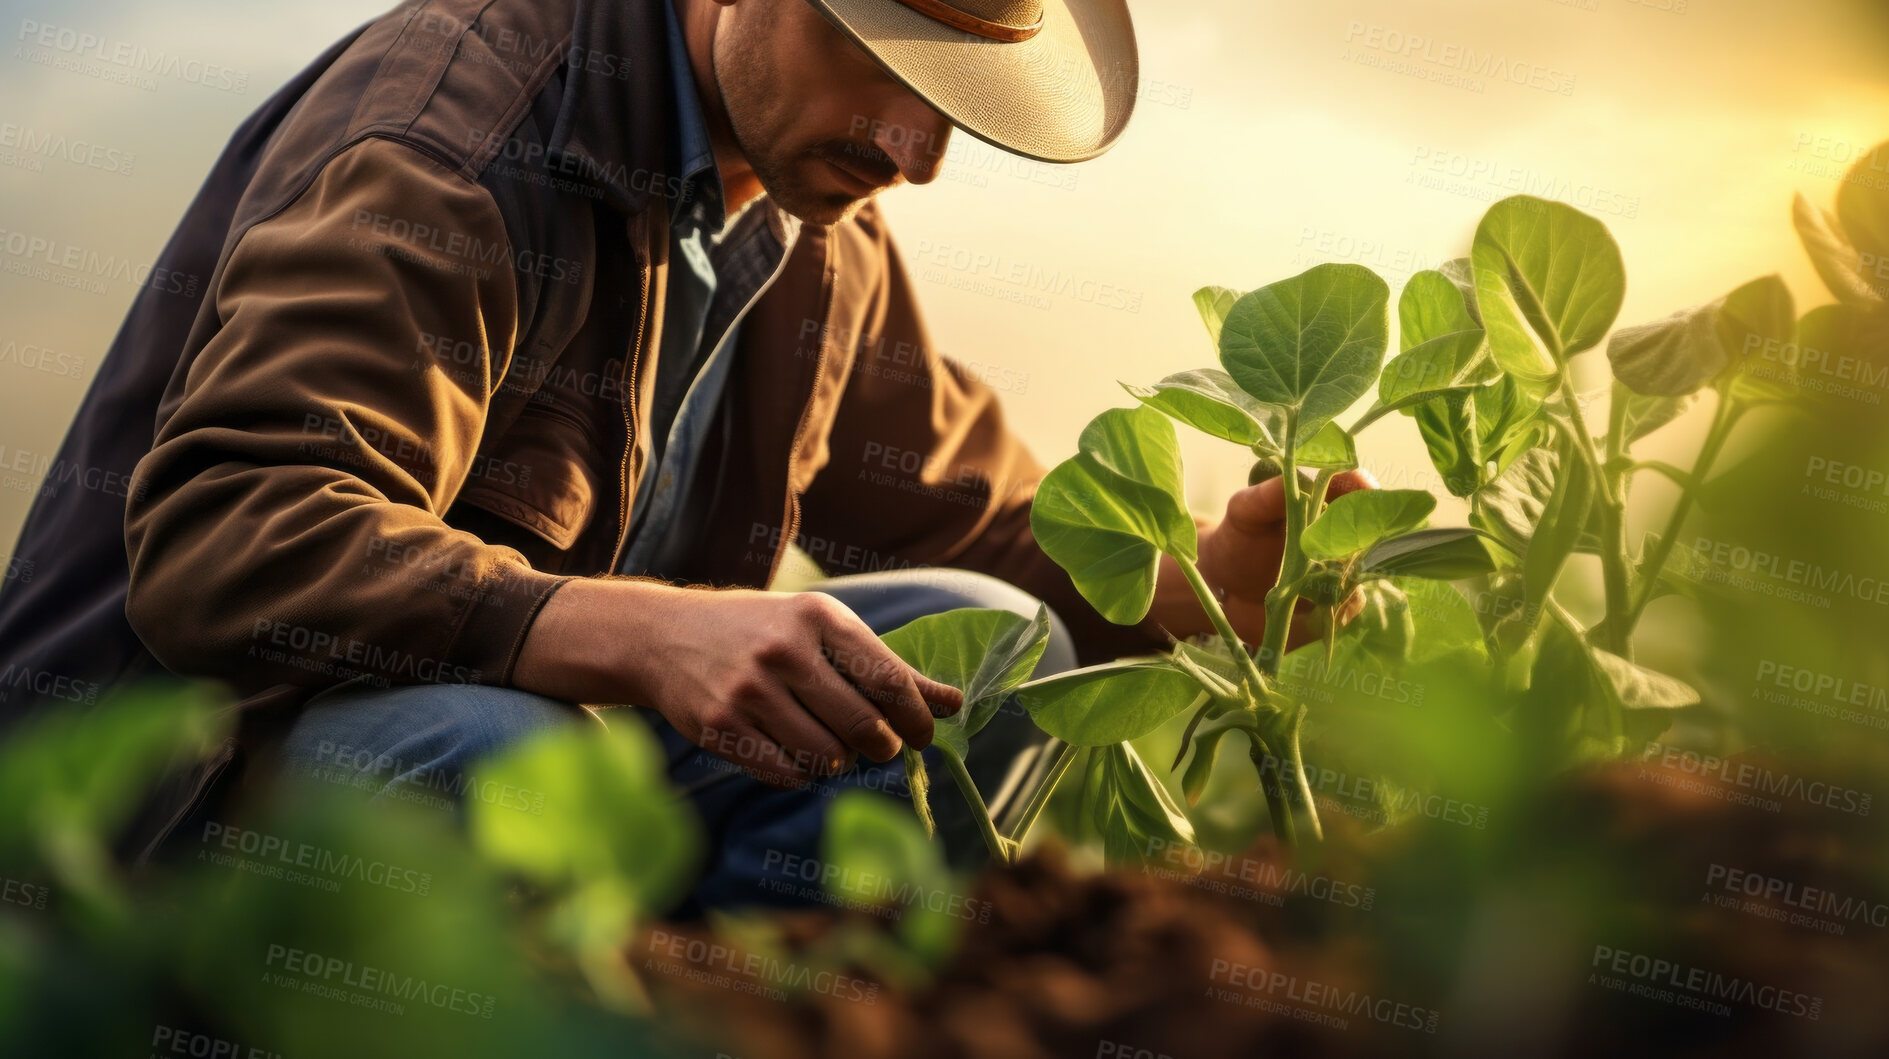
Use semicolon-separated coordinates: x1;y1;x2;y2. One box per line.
1078;404;1189;504
1714;275;1796;388
1031;407;1197;624
1520;431;1596;635
1193;285;1243;349
1608;275;1793;400
1414;390;1482;498
0;682;230;905
1473;447;1558;554
1359;528;1496;580
881;605;1051;759
1607;296;1728;397
1121;369;1282;450
1302;489;1437;560
1836;142;1889;264
1219;262;1391;436
1472;196;1626;384
1439;257;1484;323
1476;374;1548;472
822;790;949;909
1613;383;1697;444
1169;639;1244;702
470;721;699;917
1378;329;1489;408
1294;420;1358;471
1399;269;1482;351
1017;660;1206;746
1180;725;1230;807
1106;744;1196;846
1794;191;1884;307
1586;648;1701;711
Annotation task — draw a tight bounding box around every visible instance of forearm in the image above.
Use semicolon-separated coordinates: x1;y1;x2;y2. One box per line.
511;576;686;706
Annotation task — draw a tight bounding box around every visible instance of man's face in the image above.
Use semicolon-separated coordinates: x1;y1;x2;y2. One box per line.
713;0;956;225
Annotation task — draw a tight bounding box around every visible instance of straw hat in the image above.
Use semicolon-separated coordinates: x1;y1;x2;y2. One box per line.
804;0;1139;163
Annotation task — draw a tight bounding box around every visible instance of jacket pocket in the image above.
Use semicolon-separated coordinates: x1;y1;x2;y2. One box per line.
455;399;605;552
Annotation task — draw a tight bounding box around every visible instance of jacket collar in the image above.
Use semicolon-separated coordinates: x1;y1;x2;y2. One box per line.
545;0;685;217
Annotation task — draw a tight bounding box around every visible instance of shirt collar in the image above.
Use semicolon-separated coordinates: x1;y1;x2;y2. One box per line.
662;1;725;231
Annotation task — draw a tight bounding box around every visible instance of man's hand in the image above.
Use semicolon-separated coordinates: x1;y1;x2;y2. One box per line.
514;581;963;789
1145;470;1377;648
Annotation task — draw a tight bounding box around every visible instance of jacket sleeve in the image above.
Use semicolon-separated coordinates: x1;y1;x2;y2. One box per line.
124;136;573;694
796;221;1165;665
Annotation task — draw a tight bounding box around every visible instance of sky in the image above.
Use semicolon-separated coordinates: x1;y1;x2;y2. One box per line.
2;0;1887;550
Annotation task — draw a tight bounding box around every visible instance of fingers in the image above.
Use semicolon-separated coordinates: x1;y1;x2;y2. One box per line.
806;595;950;752
1326;468;1378;500
784;656;905;764
1223;475;1289;533
697;719;818;791
1226;466;1381;536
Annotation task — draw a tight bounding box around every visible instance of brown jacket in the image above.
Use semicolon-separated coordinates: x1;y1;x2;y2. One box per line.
0;0;1154;854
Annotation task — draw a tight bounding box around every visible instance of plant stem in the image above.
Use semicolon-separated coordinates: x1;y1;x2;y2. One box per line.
1175;554;1268;701
1621;394;1742;634
1258;415;1309;681
1003;740;1080;846
938;743;1014;864
1248;734;1298;846
1553;367;1632;656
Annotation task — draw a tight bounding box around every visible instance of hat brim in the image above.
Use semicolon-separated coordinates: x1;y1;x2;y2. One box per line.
804;0;1139;164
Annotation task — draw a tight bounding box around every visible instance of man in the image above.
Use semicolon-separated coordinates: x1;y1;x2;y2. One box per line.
0;0;1357;906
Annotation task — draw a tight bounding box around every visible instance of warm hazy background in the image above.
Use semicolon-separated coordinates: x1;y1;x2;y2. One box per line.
3;0;1887;554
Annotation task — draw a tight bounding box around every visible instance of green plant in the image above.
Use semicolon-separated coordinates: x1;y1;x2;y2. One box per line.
887;193;1817;855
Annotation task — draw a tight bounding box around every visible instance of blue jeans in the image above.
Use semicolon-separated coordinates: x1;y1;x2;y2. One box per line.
275;569;1077;914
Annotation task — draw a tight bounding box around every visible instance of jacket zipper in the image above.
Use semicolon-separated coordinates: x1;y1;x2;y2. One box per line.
767;249;838;586
614;213;654;568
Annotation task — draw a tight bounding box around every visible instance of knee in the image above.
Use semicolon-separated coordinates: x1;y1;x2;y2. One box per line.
288;681;587;781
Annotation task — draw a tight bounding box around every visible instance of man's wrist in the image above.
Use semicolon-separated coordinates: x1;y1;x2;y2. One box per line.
512;576;676;705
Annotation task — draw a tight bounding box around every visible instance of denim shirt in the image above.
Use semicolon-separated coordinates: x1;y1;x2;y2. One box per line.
618;4;800;578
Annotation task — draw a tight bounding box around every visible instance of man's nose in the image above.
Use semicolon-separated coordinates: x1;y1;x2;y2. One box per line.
870;95;953;186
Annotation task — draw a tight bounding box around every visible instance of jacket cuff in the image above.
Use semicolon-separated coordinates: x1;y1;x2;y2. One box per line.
447;564;577;688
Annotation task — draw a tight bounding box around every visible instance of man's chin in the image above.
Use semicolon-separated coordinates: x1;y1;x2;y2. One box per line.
756;168;874;226
772;188;870;227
